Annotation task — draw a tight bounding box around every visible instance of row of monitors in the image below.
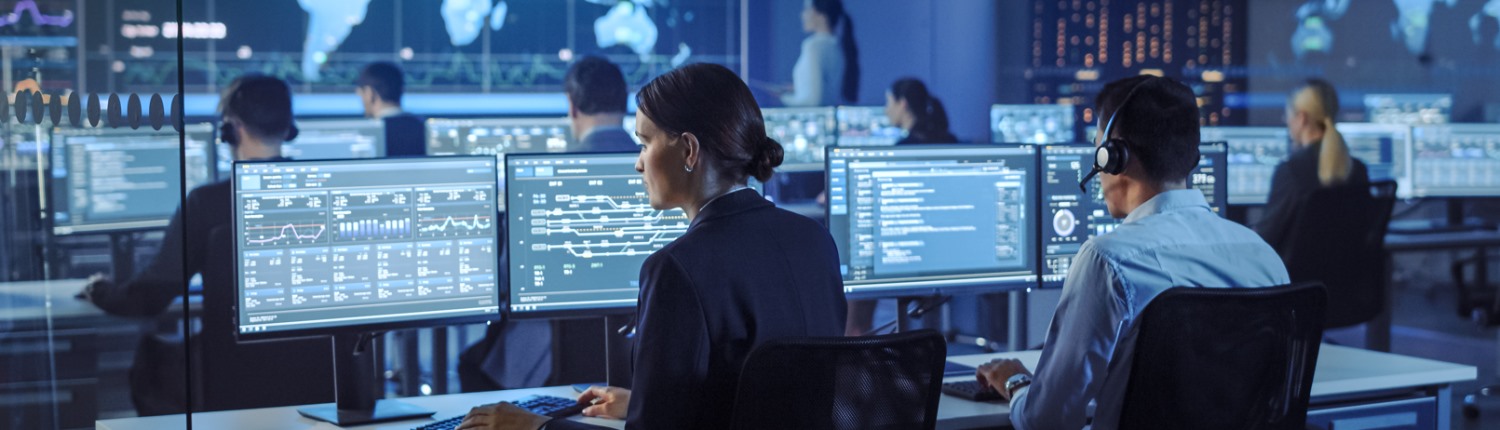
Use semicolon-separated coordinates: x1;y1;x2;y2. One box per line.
46;111;1500;237
1211;123;1500;204
228;144;1225;338
48;119;386;236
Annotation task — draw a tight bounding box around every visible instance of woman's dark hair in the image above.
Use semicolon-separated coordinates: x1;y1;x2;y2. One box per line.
637;63;784;183
812;0;859;103
890;78;956;143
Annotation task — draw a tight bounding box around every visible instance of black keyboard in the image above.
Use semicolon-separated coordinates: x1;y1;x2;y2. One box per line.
942;380;1003;401
413;395;589;430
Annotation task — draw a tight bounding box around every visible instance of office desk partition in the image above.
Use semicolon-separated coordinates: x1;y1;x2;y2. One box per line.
98;344;1473;430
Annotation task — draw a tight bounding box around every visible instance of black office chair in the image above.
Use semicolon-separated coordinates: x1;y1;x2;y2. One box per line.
1280;180;1396;329
1116;282;1327;430
728;329;947;430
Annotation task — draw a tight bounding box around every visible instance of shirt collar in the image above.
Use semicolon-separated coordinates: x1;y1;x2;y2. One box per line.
690;188;769;229
1122;189;1209;224
375;106;403;119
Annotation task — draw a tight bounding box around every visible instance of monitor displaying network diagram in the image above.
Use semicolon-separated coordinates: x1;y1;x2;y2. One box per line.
216;119;385;180
1037;143;1227;287
427;117;574;212
503;152;762;318
1336;123;1412;197
825;145;1038;298
1410;124;1500;198
1206;127;1292;205
762;107;837;171
991;104;1076;144
233;156;502;337
51;124;217;235
835;105;904;147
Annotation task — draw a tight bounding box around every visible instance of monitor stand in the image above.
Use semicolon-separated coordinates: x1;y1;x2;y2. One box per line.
605;314;635;389
298;333;435;426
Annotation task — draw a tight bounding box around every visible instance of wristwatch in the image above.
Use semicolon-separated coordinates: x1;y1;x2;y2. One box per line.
1004;373;1033;398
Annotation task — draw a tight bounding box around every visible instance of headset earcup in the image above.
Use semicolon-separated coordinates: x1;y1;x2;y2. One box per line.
286;123;299;142
1097;139;1130;175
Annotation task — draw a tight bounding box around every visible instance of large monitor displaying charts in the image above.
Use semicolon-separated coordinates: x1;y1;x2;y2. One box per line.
427;117;573;212
51;124;217;235
233;157;502;338
763;107;838;171
217;119;385;180
835;105;904;147
1037;143;1228;287
825;145;1038;298
1206;127;1291;205
1410;124;1500;198
991;104;1075;144
1336;123;1412;197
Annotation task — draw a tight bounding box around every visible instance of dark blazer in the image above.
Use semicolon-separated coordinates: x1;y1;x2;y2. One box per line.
90;170;336;412
577;126;640;153
383;112;427;157
546;189;848;430
1255;143;1370;255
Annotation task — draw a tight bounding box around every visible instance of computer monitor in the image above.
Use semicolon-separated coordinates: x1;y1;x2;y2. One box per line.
835;105;903;147
233;156;500;424
991;104;1076;144
1037;143;1227;287
233;156;501;337
1205;127;1291;205
1364;93;1452;125
427;117;573;211
216;119;385;179
762;107;837;171
51;124;217;235
503;151;763;318
825;145;1039;298
1336;123;1412;197
1410;124;1500;197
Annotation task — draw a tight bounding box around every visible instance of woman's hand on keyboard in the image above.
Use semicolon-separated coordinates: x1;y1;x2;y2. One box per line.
458;402;551;430
576;386;630;419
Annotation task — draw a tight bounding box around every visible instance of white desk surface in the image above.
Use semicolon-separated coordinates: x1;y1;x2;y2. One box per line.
97;344;1477;430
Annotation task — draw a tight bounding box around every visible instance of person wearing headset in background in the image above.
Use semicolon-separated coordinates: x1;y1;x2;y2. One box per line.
80;75;337;413
456;63;848;430
357;61;426;156
1255;79;1366;255
566;55;640;152
974;76;1289;430
778;0;860;107
887;78;958;145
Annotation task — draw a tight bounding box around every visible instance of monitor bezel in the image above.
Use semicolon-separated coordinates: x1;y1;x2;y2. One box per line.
232;155;505;341
823;143;1042;299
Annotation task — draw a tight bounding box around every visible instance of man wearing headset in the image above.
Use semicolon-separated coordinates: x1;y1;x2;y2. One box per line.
975;76;1289;430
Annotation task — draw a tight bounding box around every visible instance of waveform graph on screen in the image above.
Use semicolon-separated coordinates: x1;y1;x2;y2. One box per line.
240;192;331;248
415;186;497;238
330;189;414;242
529;192;687;260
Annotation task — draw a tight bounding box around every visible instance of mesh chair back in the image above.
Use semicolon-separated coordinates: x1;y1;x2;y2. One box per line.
730;329;947;430
1281;180;1396;328
1117;282;1327;430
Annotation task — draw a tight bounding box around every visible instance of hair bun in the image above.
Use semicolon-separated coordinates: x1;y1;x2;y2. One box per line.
747;136;784;182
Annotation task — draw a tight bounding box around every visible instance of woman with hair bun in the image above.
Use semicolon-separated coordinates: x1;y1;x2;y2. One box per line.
459;63;847;430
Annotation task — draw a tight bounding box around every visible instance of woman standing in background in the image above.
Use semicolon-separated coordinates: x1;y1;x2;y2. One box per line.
780;0;860;107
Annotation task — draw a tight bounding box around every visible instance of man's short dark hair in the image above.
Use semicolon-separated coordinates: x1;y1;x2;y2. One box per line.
220;74;294;139
565;56;628;115
1094;75;1201;183
1297;78;1340;120
358;62;405;104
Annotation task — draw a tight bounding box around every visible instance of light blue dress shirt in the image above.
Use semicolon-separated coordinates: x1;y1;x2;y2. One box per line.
1009;189;1290;430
